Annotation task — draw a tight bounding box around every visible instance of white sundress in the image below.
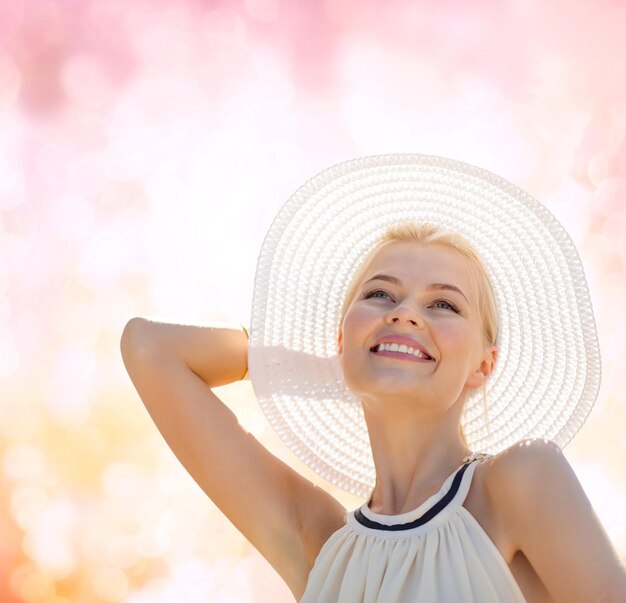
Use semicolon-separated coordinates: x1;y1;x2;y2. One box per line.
299;454;527;602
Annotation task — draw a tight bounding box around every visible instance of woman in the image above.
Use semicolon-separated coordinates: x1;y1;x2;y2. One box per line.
121;154;626;601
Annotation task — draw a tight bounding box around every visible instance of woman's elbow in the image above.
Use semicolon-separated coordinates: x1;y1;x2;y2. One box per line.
120;317;154;361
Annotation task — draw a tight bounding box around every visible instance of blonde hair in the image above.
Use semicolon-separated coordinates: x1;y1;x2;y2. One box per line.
339;222;498;448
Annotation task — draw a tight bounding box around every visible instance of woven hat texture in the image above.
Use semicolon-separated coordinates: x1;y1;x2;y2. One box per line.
247;153;602;499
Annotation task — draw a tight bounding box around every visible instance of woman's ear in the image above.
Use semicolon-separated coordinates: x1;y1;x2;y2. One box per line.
478;345;498;385
337;327;343;363
485;345;498;377
468;345;498;389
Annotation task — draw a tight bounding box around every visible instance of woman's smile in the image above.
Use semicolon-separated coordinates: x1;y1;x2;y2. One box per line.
370;348;435;363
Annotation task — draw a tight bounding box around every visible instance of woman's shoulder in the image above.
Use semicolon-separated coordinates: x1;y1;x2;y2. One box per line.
482;438;564;488
458;441;546;570
477;438;563;507
480;439;626;601
476;439;566;549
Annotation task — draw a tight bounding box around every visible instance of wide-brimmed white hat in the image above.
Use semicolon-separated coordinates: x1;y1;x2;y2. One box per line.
247;153;602;499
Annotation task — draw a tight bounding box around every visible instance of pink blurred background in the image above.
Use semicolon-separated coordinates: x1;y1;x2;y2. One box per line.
1;0;626;601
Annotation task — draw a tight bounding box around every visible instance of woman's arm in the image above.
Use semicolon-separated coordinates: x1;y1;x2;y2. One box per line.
494;439;626;602
123;318;250;387
119;318;336;598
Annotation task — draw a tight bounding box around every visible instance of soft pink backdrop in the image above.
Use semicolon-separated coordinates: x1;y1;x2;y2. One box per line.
1;0;625;601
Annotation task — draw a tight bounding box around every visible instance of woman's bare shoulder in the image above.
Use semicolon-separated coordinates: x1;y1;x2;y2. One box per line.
482;439;626;601
465;442;562;561
478;439;555;514
479;438;561;487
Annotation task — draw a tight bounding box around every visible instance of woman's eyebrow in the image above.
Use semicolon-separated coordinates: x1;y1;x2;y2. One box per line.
363;273;469;304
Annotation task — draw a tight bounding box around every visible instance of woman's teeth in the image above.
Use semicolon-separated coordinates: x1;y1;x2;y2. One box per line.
373;342;432;360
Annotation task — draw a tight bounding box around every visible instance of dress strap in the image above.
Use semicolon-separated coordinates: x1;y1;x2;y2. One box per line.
450;455;484;509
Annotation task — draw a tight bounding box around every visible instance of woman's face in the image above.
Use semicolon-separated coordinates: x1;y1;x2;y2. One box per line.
337;241;496;411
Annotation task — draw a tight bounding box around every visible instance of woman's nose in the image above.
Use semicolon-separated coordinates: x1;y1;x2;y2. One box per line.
385;303;424;327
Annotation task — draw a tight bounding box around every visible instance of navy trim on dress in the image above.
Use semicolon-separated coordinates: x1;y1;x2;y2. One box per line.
354;462;470;531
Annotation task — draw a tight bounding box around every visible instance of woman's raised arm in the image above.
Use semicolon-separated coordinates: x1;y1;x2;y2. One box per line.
119;318;344;598
122;318;250;387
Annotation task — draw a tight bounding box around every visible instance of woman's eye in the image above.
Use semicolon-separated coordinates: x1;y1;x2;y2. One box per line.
434;299;456;311
363;288;391;300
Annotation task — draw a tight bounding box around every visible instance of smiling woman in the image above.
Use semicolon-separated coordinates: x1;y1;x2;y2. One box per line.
123;153;625;603
242;153;625;602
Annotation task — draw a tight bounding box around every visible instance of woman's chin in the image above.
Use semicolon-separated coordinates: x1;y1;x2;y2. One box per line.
347;374;426;398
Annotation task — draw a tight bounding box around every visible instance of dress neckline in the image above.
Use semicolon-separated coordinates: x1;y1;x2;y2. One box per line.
359;461;468;524
355;452;492;530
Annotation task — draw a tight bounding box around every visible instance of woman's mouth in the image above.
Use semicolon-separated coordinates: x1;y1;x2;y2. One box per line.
370;344;434;363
